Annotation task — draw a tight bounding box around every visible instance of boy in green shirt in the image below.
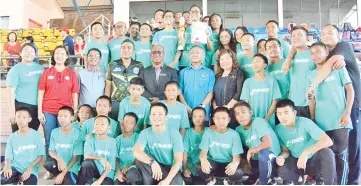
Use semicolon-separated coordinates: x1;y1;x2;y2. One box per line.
118;77;151;133
160;81;190;136
77;115;117;185
43;106;83;184
197;107;247;185
1;107;45;185
275;99;335;185
134;102;184;185
234;101;281;185
238;33;256;78
308;42;354;185
115;112;141;185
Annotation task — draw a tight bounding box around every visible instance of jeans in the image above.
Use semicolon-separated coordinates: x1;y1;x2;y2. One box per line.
43;112;59;157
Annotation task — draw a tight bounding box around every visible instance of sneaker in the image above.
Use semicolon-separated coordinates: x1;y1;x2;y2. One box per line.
282;180;294;185
207;177;217;185
267;179;277;185
316;177;324;185
43;171;54;180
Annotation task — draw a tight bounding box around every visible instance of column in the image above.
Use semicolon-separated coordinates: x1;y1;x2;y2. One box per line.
277;0;284;28
114;0;130;27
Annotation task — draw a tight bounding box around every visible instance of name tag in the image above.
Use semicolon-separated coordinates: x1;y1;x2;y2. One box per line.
48;75;54;79
159;73;167;77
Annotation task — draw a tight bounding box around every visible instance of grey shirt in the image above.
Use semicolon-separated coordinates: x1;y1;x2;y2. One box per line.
78;68;106;107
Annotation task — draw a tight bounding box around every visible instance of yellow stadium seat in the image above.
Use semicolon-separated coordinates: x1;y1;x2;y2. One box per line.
69;29;76;36
54;30;60;36
33;35;43;42
35;42;44;49
56;41;63;46
1;30;8;36
57;36;64;41
33;28;42;35
43;29;53;37
22;29;33;37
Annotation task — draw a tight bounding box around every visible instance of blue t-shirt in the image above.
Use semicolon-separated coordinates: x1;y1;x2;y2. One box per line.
63;35;75;55
5;129;45;178
6;62;44;105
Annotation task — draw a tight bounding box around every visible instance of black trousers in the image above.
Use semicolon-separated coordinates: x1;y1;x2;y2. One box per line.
43;158;78;185
182;175;206;185
113;167;142;185
11;100;40;132
195;159;243;183
135;160;183;185
77;159;114;185
295;106;311;119
348;108;361;185
326;128;349;185
277;148;336;185
0;167;37;185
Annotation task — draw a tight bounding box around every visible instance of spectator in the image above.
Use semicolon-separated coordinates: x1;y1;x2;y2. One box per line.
108;21;129;62
2;32;21;69
78;48;105;108
24;36;39;63
139;44;178;102
74;34;85;56
60;26;75;67
105;39;144;120
6;43;44;132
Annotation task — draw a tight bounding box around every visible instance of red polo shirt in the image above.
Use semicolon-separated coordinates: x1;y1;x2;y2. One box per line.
39;67;79;114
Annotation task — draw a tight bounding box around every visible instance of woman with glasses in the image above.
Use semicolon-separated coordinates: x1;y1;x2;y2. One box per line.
38;46;79;180
6;43;44;132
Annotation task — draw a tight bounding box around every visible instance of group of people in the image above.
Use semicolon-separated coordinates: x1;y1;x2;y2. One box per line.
1;4;361;185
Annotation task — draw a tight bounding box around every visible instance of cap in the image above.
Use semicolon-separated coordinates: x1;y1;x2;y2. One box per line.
60;26;69;32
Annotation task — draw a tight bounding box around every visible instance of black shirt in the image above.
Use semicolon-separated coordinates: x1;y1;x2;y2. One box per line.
328;41;361;109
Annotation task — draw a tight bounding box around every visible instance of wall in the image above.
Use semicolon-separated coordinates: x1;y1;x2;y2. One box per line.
0;0;26;29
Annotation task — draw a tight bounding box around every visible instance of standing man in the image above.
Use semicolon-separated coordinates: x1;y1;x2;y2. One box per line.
152;9;165;34
105;39;144;120
129;22;141;42
139;44;178;103
60;26;75;66
108;21;129;62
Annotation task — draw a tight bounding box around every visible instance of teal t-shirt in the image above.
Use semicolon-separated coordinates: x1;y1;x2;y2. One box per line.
266;59;290;98
134;41;152;68
83;117;120;138
307;67;353;131
236;43;257;58
288;50;316;106
152;29;178;68
159;100;190;131
5;129;45;178
72;121;87;142
238;54;254;78
6;62;44;105
136;127;184;166
267;37;290;59
179;25;213;67
118;96;151;133
116;133;139;170
107;37;128;62
235;118;281;159
183;127;207;175
83;39;110;72
199;128;243;163
84;135;117;179
206;33;219;68
240;76;282;128
275;117;324;159
49;127;83;175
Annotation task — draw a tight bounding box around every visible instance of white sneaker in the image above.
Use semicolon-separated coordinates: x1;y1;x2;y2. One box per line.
43;171;54;180
207;177;217;185
223;179;229;185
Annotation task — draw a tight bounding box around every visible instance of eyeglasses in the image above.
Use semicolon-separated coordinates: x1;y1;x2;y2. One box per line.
190;10;200;14
266;44;280;50
151;51;164;56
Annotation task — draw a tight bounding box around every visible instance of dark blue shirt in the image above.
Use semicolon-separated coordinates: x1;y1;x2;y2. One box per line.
63;35;75;55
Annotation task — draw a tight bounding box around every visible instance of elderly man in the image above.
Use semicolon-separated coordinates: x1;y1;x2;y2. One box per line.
139;44;178;103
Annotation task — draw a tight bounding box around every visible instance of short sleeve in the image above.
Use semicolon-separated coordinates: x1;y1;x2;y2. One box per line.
38;70;47;90
232;132;244;155
303;118;325;141
172;132;184;153
48;130;56;151
71;72;80;93
274;127;286;147
6;67;19;88
240;79;250;100
5;136;14;160
136;130;148;147
74;136;84;156
272;78;282;99
183;130;191;152
207;71;216;93
180;106;190;129
64;39;70;46
339;67;352;86
199;130;210;151
255;119;271;139
84;136;94;155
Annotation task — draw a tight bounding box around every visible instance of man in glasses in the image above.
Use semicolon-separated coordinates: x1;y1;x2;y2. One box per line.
139;44;178;103
105;39;144;120
108;21;129;62
78;48;105;108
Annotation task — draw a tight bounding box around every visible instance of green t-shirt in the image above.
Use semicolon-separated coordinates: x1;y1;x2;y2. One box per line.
107;37;129;62
136;127;184;166
134;41;152;68
240;76;282;128
6;62;44;105
288;50;316;106
199;128;243;163
152;29;179;68
49;127;83;175
118;96;151;133
83;39;110;72
116;133;139;170
5;129;45;178
72;121;86;142
83;117;120;138
266;59;290;98
238;54;254;78
307;67;353;131
235;118;281;159
275;117;324;159
206;33;219;68
84;135;117;179
183;127;208;175
159;101;190;131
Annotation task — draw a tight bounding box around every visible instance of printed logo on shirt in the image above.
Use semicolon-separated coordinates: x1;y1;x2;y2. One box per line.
133;67;140;74
113;68;123;72
48;76;54;80
149;143;173;149
270;70;283;76
294;58;310;64
119;147;134;154
245;134;257;145
324;76;335;82
27;70;43;76
55;143;73;149
159;35;177;42
250;88;270;96
202;73;209;78
95;150;111;156
242;64;252;68
100;49;109;54
14;145;37;155
190;144;200;151
111;44;121;51
137;49;150;54
159;73;166;77
209;141;231;149
286;136;305;147
168;114;181;120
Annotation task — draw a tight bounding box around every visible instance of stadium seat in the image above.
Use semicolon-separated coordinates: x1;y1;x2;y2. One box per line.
54;30;61;36
69;29;76;36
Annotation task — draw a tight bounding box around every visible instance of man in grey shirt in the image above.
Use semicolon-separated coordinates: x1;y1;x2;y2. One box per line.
78;48;106;107
139;44;178;103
